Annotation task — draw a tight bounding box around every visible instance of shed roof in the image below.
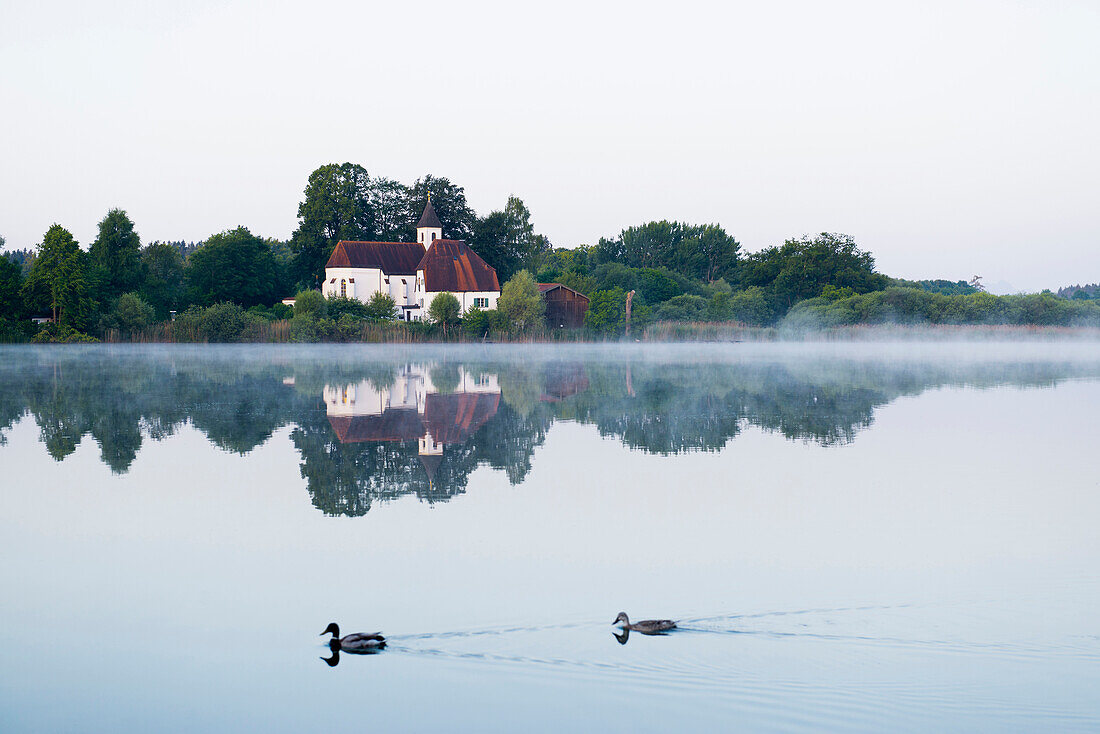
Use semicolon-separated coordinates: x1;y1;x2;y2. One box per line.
418;240;500;293
538;282;590;301
326;241;425;274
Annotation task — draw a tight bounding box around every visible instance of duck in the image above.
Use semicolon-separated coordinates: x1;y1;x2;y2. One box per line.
321;622;386;652
612;612;676;634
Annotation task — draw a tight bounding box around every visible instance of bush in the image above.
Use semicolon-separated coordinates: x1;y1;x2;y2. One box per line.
103;292;155;336
364;291;398;321
327;295;370;321
30;323;98;343
497;270;545;332
428;292;461;327
294;290;326;319
172;303;261;342
655;294;709;321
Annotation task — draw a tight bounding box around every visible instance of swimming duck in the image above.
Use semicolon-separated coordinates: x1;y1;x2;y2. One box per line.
321;622;386;652
612;612;676;634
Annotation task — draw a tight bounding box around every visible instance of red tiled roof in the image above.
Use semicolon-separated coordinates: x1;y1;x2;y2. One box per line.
327;392;500;445
327;409;423;444
423;392;501;444
326;241;425;274
418;240;500;293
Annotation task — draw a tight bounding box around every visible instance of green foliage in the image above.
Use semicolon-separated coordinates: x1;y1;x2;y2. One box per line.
407;175;477;241
784;287;1100;328
89;209;143;298
30;323;98;343
290;163;375;287
496;270;546;332
139;241;186;318
471;196;551;282
595;221;740;282
294;289;327;319
326;295;370;321
187;226;279;308
891;278;977;296
655;294;709;322
429;364;462;394
22;224;95;329
427;291;461;326
739;232;889;318
102;292;155;336
0;254;23;319
584;288;627;335
173;303;262;342
363;291;398;321
725;287;773;325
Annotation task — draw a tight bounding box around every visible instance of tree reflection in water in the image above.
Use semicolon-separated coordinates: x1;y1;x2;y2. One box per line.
1;347;1095;517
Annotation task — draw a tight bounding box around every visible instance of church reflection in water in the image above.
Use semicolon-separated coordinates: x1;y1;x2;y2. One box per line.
3;349;1096;518
323;365;502;488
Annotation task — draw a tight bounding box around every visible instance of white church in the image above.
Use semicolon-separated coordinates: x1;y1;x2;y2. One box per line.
322;201;500;321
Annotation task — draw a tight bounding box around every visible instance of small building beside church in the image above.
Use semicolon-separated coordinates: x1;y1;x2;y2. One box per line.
538;282;589;328
322;201;500;321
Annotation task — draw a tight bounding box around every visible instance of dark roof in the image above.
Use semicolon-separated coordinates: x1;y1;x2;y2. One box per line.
327;392;500;445
419;453;443;482
423;392;501;444
538;282;590;301
418;240;500;293
327;408;424;444
326;241;425;274
416;200;442;229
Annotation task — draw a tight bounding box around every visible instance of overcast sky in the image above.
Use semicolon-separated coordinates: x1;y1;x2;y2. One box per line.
1;0;1097;292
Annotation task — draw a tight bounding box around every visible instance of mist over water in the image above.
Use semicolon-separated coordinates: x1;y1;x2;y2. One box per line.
1;343;1098;732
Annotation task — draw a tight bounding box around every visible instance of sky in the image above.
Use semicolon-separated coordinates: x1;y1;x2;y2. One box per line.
0;0;1097;293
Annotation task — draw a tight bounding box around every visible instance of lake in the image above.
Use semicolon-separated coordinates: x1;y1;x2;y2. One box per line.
1;342;1098;733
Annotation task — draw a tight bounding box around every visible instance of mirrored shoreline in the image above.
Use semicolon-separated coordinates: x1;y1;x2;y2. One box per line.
2;343;1097;516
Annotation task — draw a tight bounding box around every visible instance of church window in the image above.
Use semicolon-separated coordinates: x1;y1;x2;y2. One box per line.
340;279;347;297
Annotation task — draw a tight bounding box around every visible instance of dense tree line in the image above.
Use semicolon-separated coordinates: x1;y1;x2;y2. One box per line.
2;162;1096;342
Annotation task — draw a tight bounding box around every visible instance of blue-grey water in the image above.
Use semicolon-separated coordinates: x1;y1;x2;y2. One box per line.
1;342;1098;733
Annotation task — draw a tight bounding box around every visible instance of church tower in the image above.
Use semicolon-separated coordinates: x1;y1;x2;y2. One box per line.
416;198;443;246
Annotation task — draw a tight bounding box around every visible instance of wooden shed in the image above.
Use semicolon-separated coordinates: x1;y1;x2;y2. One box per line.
538;283;590;329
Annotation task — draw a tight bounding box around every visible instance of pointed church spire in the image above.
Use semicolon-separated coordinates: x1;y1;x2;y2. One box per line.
416;199;442;229
416;199;443;245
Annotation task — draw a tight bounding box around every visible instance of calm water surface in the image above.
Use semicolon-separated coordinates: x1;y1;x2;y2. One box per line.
1;342;1098;732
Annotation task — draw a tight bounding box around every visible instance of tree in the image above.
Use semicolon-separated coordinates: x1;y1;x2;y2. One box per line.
22;224;93;328
0;254;23;319
139;241;186;318
364;291;397;320
595;221;740;282
427;291;461;329
472;196;551;282
290;163;375;287
370;177;412;241
739;233;889;314
103;292;155;337
89;208;143;298
496;269;546;332
187;226;279;308
294;289;327;319
407;175;477;241
584;287;627;335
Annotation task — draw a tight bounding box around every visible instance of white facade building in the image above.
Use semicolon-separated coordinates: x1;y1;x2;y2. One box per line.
322;201;500;321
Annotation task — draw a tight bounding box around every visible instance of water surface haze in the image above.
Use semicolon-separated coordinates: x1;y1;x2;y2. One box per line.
1;342;1098;732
